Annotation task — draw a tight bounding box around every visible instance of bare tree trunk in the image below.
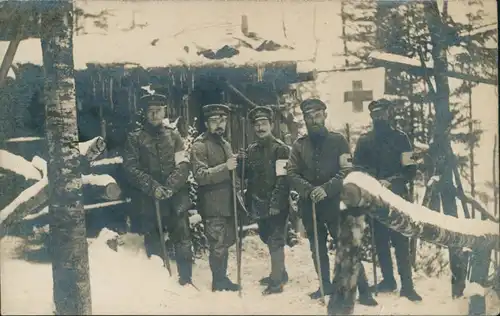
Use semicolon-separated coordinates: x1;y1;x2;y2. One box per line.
41;2;92;314
423;1;471;299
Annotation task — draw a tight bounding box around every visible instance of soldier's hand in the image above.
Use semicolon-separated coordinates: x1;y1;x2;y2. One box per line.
237;148;247;160
379;179;391;188
310;186;327;203
226;155;238;171
269;207;280;216
154;186;173;200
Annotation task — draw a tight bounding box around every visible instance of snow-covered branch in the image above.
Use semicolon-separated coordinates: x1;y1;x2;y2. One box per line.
342;172;499;251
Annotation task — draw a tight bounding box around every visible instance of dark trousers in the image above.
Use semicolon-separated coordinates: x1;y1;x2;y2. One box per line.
143;205;193;280
372;212;413;288
301;201;339;288
204;216;236;281
258;211;288;250
301;201;369;294
258;211;289;284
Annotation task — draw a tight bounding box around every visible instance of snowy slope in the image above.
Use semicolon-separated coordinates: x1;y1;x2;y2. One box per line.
1;228;498;315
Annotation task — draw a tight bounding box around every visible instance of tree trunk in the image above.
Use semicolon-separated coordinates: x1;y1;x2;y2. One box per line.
41;2;92;315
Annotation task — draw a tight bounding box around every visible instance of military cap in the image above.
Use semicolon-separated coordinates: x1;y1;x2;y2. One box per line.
139;93;168;109
299;98;327;114
368;98;392;112
202;104;230;118
248;106;274;123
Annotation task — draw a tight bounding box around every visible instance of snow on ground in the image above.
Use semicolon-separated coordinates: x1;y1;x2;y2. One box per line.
1;227;498;315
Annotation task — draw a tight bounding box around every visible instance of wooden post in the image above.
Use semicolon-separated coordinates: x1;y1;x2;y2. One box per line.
0;26;22;88
40;2;92;314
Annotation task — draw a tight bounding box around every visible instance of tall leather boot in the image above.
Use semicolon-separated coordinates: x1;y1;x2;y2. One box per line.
209;254;223;292
309;252;333;299
357;265;378;306
398;256;422;302
212;251;239;292
263;246;286;295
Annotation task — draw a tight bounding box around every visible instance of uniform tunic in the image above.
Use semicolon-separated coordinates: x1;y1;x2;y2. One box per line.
238;136;290;249
190;132;236;259
286;130;351;287
122;125;192;260
353;128;416;288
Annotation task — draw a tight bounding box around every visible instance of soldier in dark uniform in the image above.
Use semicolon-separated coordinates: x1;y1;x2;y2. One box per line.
190;104;240;292
286;98;377;306
237;106;290;295
122;93;194;286
353;98;422;301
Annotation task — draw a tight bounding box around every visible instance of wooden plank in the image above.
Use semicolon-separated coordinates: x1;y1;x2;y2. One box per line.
0;38;21;87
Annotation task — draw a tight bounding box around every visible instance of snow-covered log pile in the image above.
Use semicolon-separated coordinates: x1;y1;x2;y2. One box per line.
0;138;123;230
341;171;499;251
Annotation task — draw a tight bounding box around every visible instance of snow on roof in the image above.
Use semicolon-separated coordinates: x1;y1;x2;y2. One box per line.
0;1;320;69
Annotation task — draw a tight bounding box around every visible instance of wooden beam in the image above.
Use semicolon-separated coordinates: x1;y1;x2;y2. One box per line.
369;51;497;86
0;37;21;87
224;80;259;108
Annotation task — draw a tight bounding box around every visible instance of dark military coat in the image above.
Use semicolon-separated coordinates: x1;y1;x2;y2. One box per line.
287;131;351;213
190;132;235;217
238;137;290;220
122;125;191;218
353;128;416;198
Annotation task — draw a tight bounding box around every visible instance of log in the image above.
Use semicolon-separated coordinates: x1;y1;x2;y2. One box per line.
341;172;499;251
82;174;121;201
90;156;123;168
0;177;48;229
1;155;123;229
79;136;106;162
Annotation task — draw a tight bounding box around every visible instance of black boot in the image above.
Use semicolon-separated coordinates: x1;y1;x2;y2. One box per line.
400;286;422;301
262;247;286;295
212;252;240;292
372;278;397;293
259;271;289;285
176;259;193;286
262;281;284;295
309;282;333;299
358;292;378;306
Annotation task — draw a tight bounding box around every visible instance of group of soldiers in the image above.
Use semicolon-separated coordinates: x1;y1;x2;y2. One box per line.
122;92;423;314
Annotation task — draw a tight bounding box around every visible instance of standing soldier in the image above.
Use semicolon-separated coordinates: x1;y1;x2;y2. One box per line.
190;104;240;292
353;98;422;301
122;93;194;286
286;98;377;306
237;106;290;295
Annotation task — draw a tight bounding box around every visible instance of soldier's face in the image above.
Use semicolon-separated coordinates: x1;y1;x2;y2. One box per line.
253;119;273;139
371;109;390;130
304;109;327;133
146;105;166;127
205;115;227;135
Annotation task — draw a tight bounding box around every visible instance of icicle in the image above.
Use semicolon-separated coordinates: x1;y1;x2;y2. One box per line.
191;70;195;91
110;78;114;110
257;64;264;82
